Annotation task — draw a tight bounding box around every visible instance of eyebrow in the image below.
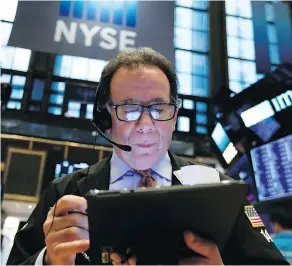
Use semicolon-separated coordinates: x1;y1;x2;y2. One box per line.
119;98;167;105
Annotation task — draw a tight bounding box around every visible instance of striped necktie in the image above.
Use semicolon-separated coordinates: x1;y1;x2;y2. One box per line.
136;169;157;188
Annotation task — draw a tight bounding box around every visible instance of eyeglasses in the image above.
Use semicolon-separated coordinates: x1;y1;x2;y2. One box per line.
111;103;177;122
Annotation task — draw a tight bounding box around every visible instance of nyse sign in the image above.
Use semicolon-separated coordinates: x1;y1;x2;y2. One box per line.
54;1;137;51
9;1;175;62
54;20;136;51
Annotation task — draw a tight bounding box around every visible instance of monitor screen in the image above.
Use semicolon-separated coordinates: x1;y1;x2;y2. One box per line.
249;117;281;143
211;123;238;165
239;101;281;142
55;161;89;178
66;83;96;104
250;134;292;201
227;154;257;204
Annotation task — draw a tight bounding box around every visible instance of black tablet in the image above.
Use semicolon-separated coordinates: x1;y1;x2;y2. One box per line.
86;181;248;264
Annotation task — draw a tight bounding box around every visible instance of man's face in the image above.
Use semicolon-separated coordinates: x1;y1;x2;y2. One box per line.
108;66;178;170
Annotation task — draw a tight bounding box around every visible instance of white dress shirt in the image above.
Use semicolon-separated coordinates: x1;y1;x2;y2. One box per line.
35;151;172;265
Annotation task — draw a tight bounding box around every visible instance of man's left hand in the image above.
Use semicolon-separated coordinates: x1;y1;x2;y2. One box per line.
110;231;223;265
179;231;223;265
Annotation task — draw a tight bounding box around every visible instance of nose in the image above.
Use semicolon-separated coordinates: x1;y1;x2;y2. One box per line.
136;110;156;134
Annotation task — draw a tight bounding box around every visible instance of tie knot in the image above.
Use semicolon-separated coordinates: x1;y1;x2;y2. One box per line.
134;169;156;188
135;169;151;177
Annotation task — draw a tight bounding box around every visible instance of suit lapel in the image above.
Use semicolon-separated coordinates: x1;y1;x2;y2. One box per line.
77;154;112;196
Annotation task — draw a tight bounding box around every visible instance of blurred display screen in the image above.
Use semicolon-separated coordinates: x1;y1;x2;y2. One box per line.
239;102;281;142
211;123;238;165
251;134;292;201
227;154;257;204
249;117;281;143
240;100;275;128
55;161;89;178
66;83;96;104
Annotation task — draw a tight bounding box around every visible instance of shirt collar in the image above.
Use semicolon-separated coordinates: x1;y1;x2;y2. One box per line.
110;150;172;184
110;150;131;184
152;151;172;181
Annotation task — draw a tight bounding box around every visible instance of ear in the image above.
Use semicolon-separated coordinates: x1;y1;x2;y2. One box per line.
106;128;112;134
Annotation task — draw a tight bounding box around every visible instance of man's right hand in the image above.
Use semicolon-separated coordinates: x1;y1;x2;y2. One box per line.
43;195;89;265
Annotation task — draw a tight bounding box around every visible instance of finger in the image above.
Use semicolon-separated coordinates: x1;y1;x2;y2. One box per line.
110;253;131;265
128;256;137;265
48;195;87;217
44;213;89;233
111;253;122;265
46;227;89;249
179;257;206;265
52;239;89;257
112;260;120;266
184;231;218;257
112;259;124;266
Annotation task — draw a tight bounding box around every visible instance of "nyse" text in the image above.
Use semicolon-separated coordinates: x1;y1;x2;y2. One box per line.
54;20;137;51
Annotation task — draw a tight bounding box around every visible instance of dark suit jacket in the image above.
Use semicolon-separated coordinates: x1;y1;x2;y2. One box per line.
7;152;288;265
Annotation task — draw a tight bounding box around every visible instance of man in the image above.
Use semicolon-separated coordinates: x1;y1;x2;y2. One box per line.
7;48;288;265
271;211;292;263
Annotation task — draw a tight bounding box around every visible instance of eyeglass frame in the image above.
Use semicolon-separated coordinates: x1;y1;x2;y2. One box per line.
110;101;180;122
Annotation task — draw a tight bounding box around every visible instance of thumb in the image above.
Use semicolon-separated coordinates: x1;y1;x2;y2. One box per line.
184;231;218;258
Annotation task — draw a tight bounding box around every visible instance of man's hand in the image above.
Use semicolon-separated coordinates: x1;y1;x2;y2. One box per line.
43;195;89;265
109;231;223;265
110;252;136;265
179;231;223;265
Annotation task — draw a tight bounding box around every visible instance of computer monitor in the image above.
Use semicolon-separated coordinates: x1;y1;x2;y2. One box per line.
250;134;292;202
239;102;281;142
211;122;239;167
55;161;89;178
227;154;258;204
